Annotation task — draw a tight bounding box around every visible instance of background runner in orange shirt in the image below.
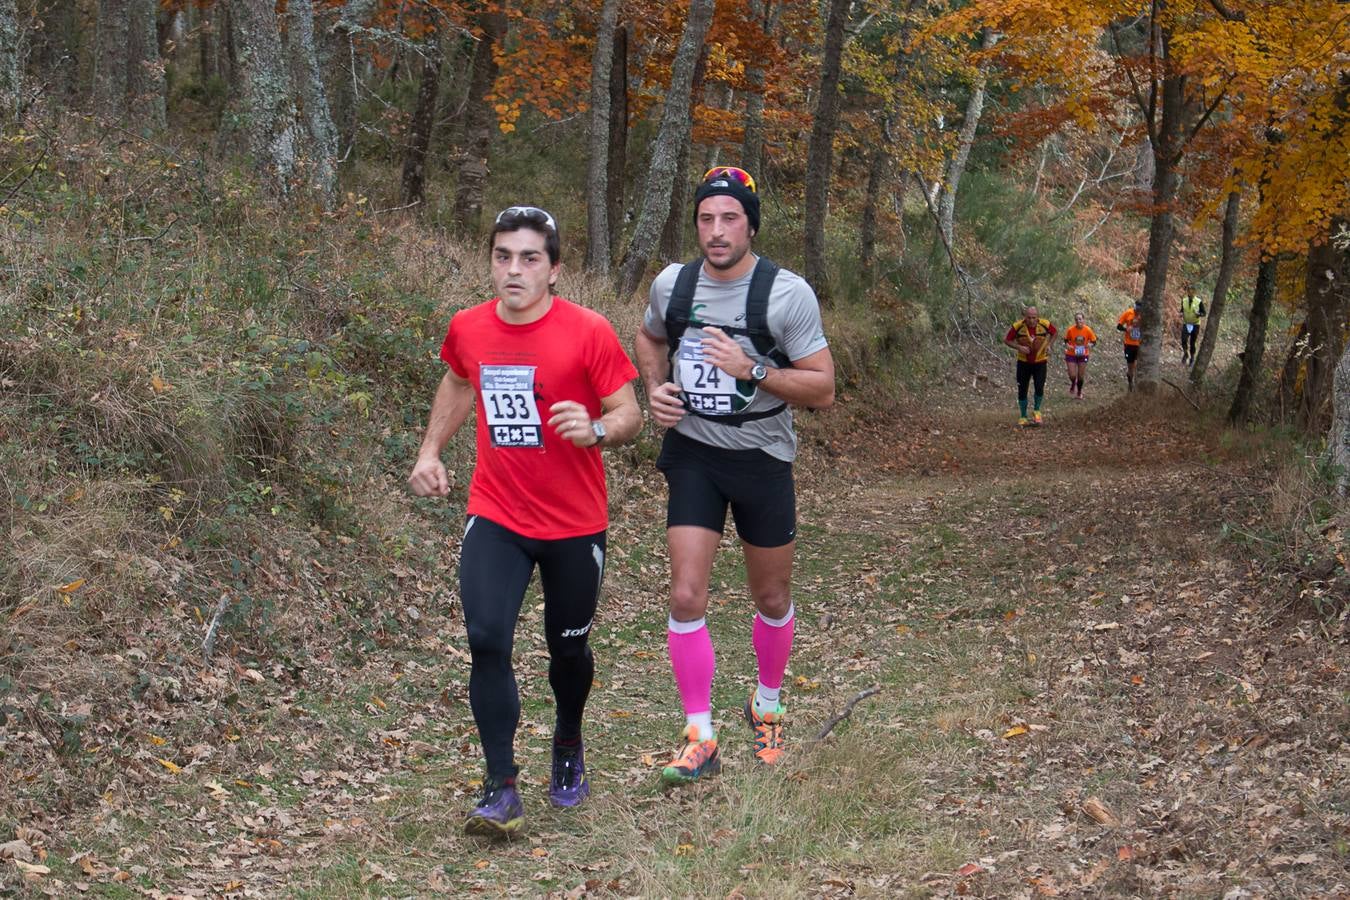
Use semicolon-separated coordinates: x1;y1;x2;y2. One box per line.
1062;312;1097;399
1117;302;1142;392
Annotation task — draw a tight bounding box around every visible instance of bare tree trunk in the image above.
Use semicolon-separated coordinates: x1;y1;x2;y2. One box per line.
1228;255;1278;425
453;9;505;235
222;1;237;87
232;0;300;198
1277;321;1309;421
937;27;997;249
615;0;714;296
93;0;165;128
93;0;129;118
802;0;851;303
198;2;218;82
740;0;778;177
585;0;622;272
660;136;693;260
1135;70;1186;392
1191;188;1241;385
606;22;628;242
860;145;886;282
326;0;375;162
660;46;707;261
288;0;338;207
127;0;166;130
1331;337;1350;496
0;0;18;121
34;0;78;100
1294;218;1350;432
400;40;441;208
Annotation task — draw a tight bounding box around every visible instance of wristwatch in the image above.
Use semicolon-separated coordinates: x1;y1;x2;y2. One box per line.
590;419;606;446
748;363;768;385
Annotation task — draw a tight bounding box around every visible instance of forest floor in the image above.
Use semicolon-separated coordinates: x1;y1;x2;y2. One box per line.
4;354;1349;898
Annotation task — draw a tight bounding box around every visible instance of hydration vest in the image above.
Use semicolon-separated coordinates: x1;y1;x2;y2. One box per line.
664;257;791;425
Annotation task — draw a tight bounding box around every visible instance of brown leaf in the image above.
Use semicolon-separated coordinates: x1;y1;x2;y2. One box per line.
1082;797;1120;827
0;840;33;862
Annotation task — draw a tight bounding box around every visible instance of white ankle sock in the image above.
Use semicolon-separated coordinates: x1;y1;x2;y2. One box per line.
754;684;781;715
686;712;714;740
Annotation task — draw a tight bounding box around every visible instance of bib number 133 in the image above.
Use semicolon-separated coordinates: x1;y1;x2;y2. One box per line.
481;365;543;447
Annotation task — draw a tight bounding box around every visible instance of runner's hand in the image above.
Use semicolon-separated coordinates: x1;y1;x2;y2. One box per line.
646;381;686;428
548;400;599;448
700;326;754;380
408;456;449;497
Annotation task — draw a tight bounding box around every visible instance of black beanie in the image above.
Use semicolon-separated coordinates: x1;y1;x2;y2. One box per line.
693;173;760;234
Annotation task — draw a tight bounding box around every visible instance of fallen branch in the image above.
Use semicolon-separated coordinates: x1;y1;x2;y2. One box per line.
1161;377;1201;411
372;198;422;215
810;685;881;743
125;215;179;245
202;593;231;661
0;144;49;206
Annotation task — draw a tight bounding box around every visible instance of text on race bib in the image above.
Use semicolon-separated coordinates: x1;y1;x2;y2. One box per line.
1074;344;1086;356
677;334;746;415
480;365;543;447
1129;326;1140;341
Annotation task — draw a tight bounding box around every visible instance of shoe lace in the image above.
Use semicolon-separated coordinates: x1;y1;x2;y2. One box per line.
677;735;715;766
752;716;781;752
479;778;510;807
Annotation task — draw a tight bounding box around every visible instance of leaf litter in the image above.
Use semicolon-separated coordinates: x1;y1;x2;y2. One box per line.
2;371;1347;897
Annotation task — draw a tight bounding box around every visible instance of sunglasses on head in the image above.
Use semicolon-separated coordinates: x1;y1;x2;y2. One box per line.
495;206;558;232
702;166;757;194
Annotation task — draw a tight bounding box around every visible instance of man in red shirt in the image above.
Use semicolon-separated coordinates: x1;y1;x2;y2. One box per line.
409;207;640;836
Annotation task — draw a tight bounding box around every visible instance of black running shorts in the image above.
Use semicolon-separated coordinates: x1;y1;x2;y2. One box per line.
656;429;796;548
1123;345;1139;363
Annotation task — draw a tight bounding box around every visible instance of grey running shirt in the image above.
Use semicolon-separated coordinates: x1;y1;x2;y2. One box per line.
642;258;828;461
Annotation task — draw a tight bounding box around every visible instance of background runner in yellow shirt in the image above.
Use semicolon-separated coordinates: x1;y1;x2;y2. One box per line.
1179;283;1206;367
1003;304;1057;426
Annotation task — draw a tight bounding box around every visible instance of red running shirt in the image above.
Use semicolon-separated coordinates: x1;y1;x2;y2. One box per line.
440;298;638;539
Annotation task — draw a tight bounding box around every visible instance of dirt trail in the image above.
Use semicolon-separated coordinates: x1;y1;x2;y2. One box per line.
803;374;1350;897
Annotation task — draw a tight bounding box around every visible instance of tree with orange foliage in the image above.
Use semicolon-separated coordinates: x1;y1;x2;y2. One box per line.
931;0;1347;402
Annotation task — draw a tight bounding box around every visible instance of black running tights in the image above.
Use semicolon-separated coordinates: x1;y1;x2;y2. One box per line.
1016;360;1047;402
459;515;605;780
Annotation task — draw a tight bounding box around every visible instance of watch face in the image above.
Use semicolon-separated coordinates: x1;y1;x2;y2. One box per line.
751;364;767;382
591;420;606;440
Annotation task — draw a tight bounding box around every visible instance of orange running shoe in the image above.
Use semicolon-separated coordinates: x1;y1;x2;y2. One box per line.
744;694;786;765
660;726;721;785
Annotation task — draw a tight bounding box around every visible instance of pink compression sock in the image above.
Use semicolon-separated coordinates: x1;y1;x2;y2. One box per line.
752;606;795;693
667;618;715;717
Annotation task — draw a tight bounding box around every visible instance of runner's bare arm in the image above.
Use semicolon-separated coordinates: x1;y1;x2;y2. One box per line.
635;326;687;428
409;369;475;497
547;382;641;449
699;327;835;409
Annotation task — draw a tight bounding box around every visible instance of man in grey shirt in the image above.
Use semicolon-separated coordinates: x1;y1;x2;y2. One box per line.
634;166;835;785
